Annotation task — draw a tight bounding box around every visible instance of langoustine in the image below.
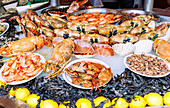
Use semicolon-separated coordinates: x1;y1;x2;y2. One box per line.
44;38;75;78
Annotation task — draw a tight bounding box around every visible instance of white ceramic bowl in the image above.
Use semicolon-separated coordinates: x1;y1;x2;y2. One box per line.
74;54;96;59
0;53;46;85
0;22;9;36
124;53;170;78
62;58;112;89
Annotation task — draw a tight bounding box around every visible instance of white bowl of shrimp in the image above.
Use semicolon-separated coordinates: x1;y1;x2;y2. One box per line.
0;52;45;85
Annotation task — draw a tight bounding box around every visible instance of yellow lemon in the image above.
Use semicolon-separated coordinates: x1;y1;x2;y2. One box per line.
59;101;72;108
144;92;163;106
163;92;170;105
94;96;111;108
40;99;58;108
8;87;16;97
112;97;128;108
129;96;147;108
15;88;30;101
0;80;5;87
76;98;92;108
27;94;40;107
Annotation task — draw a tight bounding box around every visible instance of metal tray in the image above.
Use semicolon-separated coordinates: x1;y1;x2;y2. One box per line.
41;5;69;14
67;8;123;24
122;10;160;22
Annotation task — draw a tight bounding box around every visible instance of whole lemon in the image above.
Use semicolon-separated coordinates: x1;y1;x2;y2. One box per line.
27;94;40;107
94;96;111;108
163;92;170;105
8;87;16;97
40;99;58;108
129;96;147;108
59;101;71;108
112;97;128;108
0;80;5;87
144;92;163;106
76;98;92;108
15;88;30;101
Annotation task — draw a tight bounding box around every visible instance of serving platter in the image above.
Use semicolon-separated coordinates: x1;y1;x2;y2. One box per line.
0;22;9;37
41;5;69;18
124;53;170;78
62;58;112;89
122;10;160;22
0;53;46;85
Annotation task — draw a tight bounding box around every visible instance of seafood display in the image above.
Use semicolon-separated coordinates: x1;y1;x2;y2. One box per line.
0;6;170;108
125;54;169;76
67;12;122;25
1;52;44;83
64;60;113;91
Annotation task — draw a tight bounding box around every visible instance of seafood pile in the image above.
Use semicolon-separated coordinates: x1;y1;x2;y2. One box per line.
67;12;122;25
64;61;113;91
125;54;169;76
4;9;169;58
2;52;44;83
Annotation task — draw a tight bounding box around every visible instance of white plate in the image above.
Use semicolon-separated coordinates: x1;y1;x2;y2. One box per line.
62;58;112;89
0;22;9;36
124;53;170;78
74;54;96;59
0;53;46;85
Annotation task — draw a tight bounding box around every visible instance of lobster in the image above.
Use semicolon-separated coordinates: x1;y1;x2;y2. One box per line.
44;38;75;78
0;36;44;57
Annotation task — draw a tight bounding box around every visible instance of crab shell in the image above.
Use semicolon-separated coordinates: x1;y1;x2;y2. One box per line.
153;39;170;63
155;22;170;37
110;33;138;44
81;34;109;44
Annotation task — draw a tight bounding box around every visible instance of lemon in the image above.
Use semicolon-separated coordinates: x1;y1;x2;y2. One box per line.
76;98;92;108
8;87;16;97
15;88;30;101
129;96;147;108
112;97;128;108
40;99;58;108
94;96;111;108
27;94;40;107
144;92;163;106
59;101;72;108
0;80;5;87
163;92;170;105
